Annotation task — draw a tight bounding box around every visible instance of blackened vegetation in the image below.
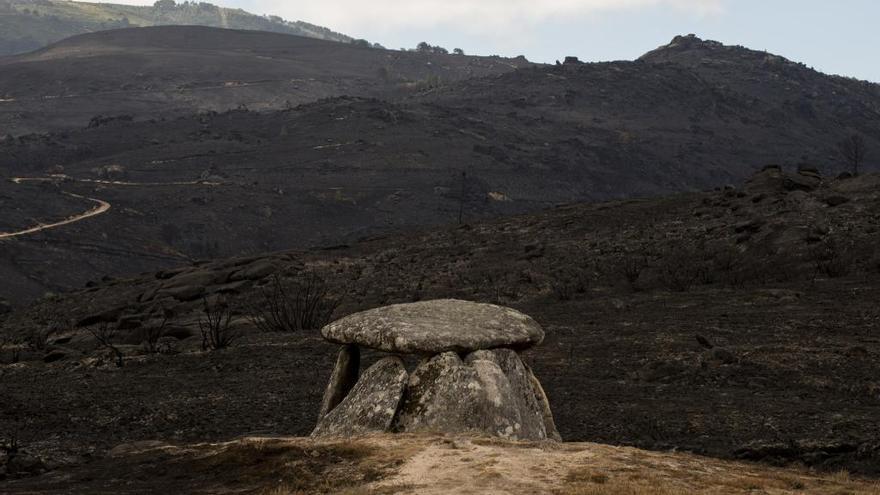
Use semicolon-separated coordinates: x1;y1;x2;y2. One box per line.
4;34;880;306
247;273;342;333
550;268;591;301
0;335;21;364
810;237;853;280
142;311;172;354
24;326;51;353
2;155;880;477
198;298;237;350
88;323;125;368
838;134;867;176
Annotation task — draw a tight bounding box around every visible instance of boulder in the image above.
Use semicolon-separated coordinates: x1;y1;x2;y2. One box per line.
784;173;820;192
464;349;548;440
311;357;407;438
160;269;229;290
322;299;544;354
317;344;360;420
4;453;46;477
745;167;820;194
43;350;67;363
394;351;552;441
229;260;277;282
75;306;126;327
211;280;252;294
156;284;205;302
823;195;850;207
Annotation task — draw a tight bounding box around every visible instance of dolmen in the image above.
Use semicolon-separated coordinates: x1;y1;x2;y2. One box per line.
311;299;561;441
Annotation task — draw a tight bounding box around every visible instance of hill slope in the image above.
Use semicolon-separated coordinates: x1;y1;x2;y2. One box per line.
0;34;878;301
2;169;879;476
0;0;352;56
0;25;532;135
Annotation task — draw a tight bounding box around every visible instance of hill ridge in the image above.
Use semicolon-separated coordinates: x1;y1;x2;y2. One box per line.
0;0;356;56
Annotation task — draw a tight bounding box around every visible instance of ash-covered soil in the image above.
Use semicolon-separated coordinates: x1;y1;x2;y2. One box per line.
0;25;531;136
1;33;878;302
2;169;879;482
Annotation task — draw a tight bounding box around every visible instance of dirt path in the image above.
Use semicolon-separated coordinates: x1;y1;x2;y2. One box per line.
0;190;110;239
11;175;220;187
1;79;292;104
370;436;880;495
1;175;219;239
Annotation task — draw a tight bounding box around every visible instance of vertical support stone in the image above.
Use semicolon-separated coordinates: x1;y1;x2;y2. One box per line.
526;365;562;441
465;349;549;440
312;357;408;438
317;344;360;420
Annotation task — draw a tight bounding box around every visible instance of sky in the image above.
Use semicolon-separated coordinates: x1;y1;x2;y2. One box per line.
115;0;880;82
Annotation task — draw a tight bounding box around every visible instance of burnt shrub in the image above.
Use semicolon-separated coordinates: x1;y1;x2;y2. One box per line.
25;327;51;352
88;323;124;367
248;273;342;333
473;269;521;305
199;298;237;350
810;237;853;279
549;268;590;301
142;311;172;354
0;335;21;364
657;245;700;292
617;251;649;291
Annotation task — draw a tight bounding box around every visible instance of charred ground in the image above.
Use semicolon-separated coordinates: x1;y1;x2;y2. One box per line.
1;32;879;302
1;168;879;481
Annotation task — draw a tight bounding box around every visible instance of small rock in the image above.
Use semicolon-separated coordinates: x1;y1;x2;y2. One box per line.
708;347;737;364
117;315;143;330
734;219;765;234
823;195;850;207
43;350;67;363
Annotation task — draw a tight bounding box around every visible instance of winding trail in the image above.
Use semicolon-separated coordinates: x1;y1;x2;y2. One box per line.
0;191;110;239
1;175;219;239
11;175;220;187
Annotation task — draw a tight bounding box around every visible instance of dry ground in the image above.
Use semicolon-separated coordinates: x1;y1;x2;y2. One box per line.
4;434;880;494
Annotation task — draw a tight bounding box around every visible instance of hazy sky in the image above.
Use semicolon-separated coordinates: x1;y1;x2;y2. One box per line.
115;0;879;82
